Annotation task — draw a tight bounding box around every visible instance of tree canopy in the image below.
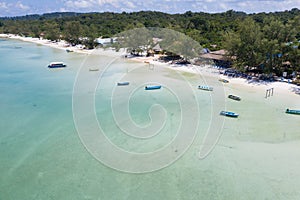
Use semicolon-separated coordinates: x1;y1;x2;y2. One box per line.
1;9;300;75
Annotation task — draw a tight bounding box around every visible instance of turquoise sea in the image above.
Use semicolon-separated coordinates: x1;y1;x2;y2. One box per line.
1;38;300;199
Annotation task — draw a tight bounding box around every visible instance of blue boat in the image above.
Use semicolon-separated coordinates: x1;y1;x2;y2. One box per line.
48;62;66;68
220;111;239;118
117;82;130;86
198;85;213;91
145;85;161;90
286;109;300;115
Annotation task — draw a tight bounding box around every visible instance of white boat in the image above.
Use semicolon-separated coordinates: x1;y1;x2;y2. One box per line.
198;85;213;91
228;94;241;101
66;49;73;53
117;82;130;86
89;68;99;71
48;62;66;68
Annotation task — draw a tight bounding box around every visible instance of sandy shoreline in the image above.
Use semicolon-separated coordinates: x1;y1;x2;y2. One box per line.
1;33;299;96
0;33;95;54
138;55;300;97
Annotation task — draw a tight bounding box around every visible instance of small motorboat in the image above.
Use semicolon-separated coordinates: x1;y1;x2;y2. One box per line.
219;78;229;83
117;82;130;86
48;62;66;68
228;94;241;101
66;49;74;53
286;109;300;115
89;68;99;71
145;85;161;90
198;85;213;91
220;111;239;118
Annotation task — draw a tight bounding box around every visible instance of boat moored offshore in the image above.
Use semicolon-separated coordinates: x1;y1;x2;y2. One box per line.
198;85;213;91
220;111;239;118
219;78;229;83
228;94;241;101
117;82;130;86
286;109;300;115
145;85;161;90
48;62;66;68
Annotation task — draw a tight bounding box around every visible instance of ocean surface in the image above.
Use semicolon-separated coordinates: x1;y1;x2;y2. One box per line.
1;39;300;199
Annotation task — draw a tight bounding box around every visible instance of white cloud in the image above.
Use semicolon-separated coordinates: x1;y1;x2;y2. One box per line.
60;7;68;12
16;1;30;10
188;0;300;13
124;1;136;9
0;1;31;16
64;0;123;9
2;0;299;17
231;0;300;13
0;2;8;9
97;0;118;6
65;0;95;9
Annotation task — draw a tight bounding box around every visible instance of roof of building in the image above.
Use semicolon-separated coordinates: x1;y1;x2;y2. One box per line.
152;43;162;51
199;49;231;61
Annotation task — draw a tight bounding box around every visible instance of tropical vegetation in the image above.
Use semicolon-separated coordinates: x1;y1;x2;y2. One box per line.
0;9;299;76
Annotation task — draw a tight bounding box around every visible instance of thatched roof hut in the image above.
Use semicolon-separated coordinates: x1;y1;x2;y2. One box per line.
199;49;232;68
200;49;229;61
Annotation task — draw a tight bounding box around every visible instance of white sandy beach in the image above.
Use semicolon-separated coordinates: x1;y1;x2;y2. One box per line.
1;33;299;97
0;33;95;54
136;54;300;97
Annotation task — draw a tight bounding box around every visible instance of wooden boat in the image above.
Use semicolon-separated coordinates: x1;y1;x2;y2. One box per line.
48;62;66;68
145;85;161;90
286;109;300;115
198;85;213;91
117;82;130;86
219;78;229;83
228;94;241;101
220;111;239;118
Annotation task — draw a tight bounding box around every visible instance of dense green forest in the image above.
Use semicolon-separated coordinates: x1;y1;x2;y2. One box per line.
0;9;300;75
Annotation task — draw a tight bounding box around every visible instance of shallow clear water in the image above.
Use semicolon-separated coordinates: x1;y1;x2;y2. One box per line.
1;39;300;199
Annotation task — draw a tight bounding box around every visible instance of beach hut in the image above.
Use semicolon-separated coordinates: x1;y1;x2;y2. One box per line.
39;32;45;40
152;43;162;54
95;37;115;47
199;49;232;68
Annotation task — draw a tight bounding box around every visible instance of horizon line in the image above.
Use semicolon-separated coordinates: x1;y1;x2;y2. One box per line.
0;8;299;18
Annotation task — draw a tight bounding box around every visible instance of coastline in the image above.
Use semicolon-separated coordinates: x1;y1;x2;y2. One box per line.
0;33;95;54
1;33;299;97
131;55;300;97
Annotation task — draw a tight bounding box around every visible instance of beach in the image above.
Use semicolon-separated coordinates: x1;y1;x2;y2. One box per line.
1;36;300;199
1;33;299;96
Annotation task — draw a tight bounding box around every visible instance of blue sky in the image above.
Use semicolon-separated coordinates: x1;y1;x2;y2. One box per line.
0;0;299;17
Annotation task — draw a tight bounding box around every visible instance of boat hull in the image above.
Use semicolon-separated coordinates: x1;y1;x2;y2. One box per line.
48;65;66;68
48;62;66;68
228;95;241;101
286;109;300;115
145;85;161;90
220;111;239;118
219;79;229;83
198;85;213;91
117;82;130;86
